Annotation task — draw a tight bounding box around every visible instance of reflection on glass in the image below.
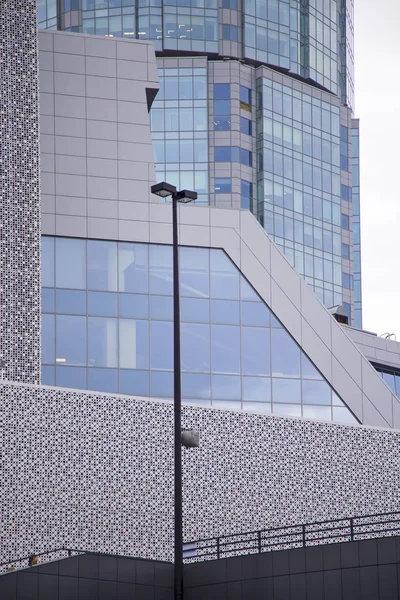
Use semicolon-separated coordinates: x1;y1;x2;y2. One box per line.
88;317;118;368
56;366;86;390
303;405;332;420
211;324;240;374
212;374;241;400
119;243;148;293
88;368;118;393
56;315;86;366
272;378;301;403
42;237;55;287
273;404;302;417
119;370;150;396
42;238;356;425
88;240;117;291
182;373;211;399
151;370;173;398
302;380;331;405
242;376;271;402
56;289;86;315
56;238;86;289
271;327;300;377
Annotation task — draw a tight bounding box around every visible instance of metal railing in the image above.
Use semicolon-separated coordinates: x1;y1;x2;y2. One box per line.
0;548;87;575
183;510;400;562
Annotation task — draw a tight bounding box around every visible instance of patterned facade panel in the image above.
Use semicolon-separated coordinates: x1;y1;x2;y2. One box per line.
1;382;400;564
0;0;41;383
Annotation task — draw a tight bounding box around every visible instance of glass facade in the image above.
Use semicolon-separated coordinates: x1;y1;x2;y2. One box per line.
151;66;209;205
257;75;346;308
40;1;360;323
351;119;361;328
375;366;400;399
41;237;357;424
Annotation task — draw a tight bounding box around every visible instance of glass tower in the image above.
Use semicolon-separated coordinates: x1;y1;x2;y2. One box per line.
39;0;360;324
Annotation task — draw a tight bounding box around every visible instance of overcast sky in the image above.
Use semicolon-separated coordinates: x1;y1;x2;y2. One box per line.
355;1;400;336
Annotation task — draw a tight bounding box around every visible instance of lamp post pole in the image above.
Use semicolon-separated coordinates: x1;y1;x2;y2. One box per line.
150;182;197;600
172;192;184;600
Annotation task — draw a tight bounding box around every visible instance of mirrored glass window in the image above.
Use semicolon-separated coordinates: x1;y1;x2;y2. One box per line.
42;238;357;425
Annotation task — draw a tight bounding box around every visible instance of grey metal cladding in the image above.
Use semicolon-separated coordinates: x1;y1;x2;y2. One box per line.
1;382;400;565
0;0;41;383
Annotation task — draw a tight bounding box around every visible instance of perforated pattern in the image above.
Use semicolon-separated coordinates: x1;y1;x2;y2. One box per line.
0;0;41;383
1;382;400;565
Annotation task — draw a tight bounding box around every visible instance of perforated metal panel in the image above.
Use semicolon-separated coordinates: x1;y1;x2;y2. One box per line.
0;0;41;383
1;381;400;564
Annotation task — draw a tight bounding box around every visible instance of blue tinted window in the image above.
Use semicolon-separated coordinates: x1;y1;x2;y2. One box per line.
215;178;231;193
88;368;118;393
212;374;241;400
211;324;240;374
271;327;300;378
119;294;148;319
214;83;230;99
181;298;210;323
240;117;252;135
341;214;349;230
180;247;209;298
88;317;118;368
301;354;322;380
342;273;352;289
88;240;117;291
56;289;86;315
211;300;240;325
119;319;149;369
120;370;150;396
240;148;252;166
182;373;211;399
150;321;173;370
214;99;230;116
242;376;271;402
241;302;270;326
272;378;301;403
341;184;352;202
56;315;86;366
119;243;148;293
149;245;173;295
88;291;118;317
56;238;86;289
150;295;173;320
341;243;350;259
242;327;270;375
215;147;231;162
210;250;239;300
42;237;55;287
41;365;55;386
56;366;86;390
181;323;210;372
240;85;252;105
42;288;54;313
214;116;231;131
241;180;253;211
42;314;55;364
302;380;331;405
151;371;173;398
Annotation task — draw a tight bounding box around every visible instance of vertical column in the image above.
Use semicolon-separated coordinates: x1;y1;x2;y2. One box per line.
0;1;41;383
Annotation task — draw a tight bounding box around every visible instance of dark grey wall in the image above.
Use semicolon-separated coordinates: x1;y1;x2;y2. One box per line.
0;554;173;600
184;537;400;600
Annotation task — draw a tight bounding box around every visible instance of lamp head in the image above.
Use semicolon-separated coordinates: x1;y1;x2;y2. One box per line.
176;189;198;203
151;181;177;198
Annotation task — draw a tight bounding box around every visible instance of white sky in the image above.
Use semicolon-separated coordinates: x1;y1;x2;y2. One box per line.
355;1;400;336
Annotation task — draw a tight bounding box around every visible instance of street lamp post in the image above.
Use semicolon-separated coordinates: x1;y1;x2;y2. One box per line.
151;182;197;600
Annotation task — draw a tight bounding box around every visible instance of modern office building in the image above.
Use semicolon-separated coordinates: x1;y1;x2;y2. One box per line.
4;0;400;590
38;0;360;328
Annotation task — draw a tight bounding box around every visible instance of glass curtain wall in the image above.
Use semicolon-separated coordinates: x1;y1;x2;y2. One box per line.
150;66;209;204
351;119;361;328
257;75;346;308
41;236;358;425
